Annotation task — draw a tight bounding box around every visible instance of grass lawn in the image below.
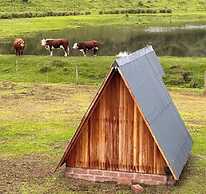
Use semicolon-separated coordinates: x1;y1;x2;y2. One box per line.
1;14;206;38
0;55;205;88
0;82;205;194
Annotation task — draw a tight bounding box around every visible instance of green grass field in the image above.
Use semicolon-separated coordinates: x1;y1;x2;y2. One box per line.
0;54;205;194
1;14;206;38
0;81;205;194
0;0;206;13
0;55;205;88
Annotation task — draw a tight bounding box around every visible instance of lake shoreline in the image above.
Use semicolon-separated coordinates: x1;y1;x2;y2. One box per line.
1;14;206;38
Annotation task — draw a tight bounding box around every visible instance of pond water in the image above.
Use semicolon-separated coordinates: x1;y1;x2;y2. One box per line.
1;24;206;56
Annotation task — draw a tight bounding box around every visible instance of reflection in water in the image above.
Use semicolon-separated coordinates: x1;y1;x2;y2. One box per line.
145;25;206;32
1;25;206;56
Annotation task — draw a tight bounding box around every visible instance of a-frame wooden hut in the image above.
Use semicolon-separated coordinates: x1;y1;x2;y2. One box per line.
57;46;192;185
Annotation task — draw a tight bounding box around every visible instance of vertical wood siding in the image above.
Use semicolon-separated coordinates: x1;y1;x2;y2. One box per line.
67;72;167;175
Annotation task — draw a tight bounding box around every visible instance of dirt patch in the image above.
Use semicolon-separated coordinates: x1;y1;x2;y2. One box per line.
0;154;131;194
0;81;96;123
0;154;52;194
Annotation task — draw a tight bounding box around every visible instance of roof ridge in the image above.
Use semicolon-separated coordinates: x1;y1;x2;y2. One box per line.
115;45;154;67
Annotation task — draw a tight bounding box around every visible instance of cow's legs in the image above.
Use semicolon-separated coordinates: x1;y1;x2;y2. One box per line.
64;47;69;57
79;49;86;56
50;48;53;56
83;49;87;56
67;47;70;56
94;47;98;56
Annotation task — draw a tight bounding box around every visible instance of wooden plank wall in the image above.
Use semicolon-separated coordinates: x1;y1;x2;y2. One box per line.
67;72;167;175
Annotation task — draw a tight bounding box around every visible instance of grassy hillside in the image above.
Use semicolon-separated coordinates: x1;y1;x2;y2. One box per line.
0;0;206;13
0;55;205;88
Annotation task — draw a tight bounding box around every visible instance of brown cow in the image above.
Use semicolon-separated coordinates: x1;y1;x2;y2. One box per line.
41;38;69;57
13;38;25;56
72;40;101;56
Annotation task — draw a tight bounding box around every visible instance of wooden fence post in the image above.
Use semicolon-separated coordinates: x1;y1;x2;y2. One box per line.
46;70;49;83
75;65;79;86
15;60;18;72
204;71;206;96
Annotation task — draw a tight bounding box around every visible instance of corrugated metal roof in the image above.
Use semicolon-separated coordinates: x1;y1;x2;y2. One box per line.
115;46;192;180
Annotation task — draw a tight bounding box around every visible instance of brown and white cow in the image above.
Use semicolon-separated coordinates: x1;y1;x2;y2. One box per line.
72;40;101;56
13;38;25;56
41;38;69;57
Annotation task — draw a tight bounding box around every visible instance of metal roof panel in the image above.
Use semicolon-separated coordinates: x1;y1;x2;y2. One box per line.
117;46;192;179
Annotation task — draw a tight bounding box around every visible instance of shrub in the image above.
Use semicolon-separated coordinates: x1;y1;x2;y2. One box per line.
85;11;91;15
138;1;144;6
140;9;146;13
0;13;12;19
127;9;136;14
152;9;157;13
166;9;172;13
73;11;81;15
39;66;52;73
160;8;172;13
182;71;192;82
24;12;33;18
120;9;127;14
189;80;199;88
113;10;120;14
52;60;66;68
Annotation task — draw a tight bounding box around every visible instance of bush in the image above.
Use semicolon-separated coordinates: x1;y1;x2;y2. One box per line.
166;9;172;13
0;13;12;19
39;66;52;73
0;10;89;19
189;80;199;88
140;9;146;13
182;71;192;82
52;60;66;68
138;1;144;6
97;8;164;15
127;9;136;14
25;12;33;18
85;11;91;15
160;8;172;13
120;9;127;14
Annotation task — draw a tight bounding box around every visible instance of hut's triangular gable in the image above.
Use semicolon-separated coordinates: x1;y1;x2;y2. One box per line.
58;69;168;175
57;46;192;180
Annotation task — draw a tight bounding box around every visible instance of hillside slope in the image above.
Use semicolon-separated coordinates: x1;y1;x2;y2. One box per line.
0;0;205;13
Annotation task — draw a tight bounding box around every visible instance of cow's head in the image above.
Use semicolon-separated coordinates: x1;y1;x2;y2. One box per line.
72;43;79;49
41;39;47;47
20;41;25;47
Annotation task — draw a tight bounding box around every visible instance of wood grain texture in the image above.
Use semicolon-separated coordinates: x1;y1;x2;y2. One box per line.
67;71;167;175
